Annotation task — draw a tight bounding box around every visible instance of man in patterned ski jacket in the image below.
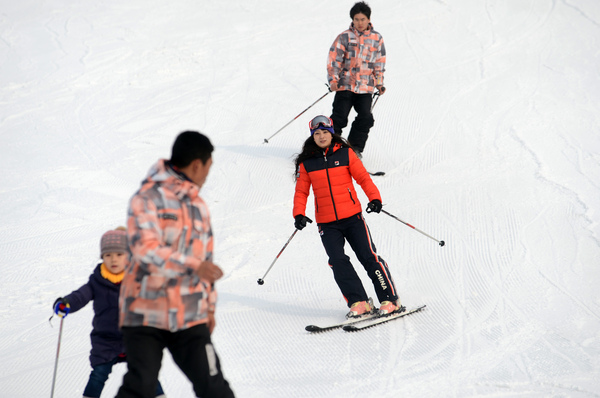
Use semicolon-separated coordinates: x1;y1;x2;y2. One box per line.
117;131;234;398
327;1;386;157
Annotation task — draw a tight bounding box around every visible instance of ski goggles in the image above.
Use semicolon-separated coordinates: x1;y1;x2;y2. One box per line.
309;115;334;135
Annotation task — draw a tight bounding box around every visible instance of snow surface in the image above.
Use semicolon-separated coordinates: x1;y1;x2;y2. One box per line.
1;0;600;397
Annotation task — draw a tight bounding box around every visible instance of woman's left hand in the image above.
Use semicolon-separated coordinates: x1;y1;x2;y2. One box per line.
366;199;382;213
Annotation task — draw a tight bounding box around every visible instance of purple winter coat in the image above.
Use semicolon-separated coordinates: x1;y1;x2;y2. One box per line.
64;263;124;367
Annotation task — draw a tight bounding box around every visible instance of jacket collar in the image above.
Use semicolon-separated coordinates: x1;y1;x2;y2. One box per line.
142;159;199;200
350;22;373;35
166;161;193;183
323;143;342;156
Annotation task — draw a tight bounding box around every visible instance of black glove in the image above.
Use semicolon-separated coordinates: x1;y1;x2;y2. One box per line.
53;297;71;318
366;199;382;214
294;215;313;230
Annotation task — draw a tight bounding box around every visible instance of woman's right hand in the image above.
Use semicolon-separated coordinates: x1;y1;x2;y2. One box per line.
294;215;313;230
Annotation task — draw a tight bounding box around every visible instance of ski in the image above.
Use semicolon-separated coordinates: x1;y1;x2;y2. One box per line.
305;312;380;333
368;171;385;176
342;305;426;332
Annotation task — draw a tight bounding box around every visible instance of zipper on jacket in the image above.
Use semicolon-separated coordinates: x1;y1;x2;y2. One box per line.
347;188;356;204
324;150;339;221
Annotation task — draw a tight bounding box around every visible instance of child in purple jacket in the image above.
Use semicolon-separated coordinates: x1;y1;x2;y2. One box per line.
53;227;166;398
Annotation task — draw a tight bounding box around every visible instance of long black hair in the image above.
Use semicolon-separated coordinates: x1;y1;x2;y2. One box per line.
293;133;354;180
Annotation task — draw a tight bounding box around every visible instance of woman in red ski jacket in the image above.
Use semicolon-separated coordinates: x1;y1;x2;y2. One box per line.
293;115;402;318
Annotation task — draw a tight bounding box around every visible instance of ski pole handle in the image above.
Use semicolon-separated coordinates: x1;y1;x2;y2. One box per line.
381;209;445;247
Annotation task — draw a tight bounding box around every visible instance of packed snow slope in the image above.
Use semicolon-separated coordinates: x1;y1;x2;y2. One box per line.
1;0;599;397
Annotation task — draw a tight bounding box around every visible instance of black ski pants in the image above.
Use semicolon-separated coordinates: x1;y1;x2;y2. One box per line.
116;324;234;398
319;213;398;307
330;91;374;153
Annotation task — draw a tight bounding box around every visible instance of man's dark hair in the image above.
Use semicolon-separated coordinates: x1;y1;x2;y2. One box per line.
350;2;371;19
169;131;214;168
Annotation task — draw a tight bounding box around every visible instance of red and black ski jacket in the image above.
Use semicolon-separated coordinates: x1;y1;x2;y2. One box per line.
293;143;381;224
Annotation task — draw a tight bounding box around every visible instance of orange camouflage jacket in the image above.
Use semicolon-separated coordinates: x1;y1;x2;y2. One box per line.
119;159;216;332
327;23;386;94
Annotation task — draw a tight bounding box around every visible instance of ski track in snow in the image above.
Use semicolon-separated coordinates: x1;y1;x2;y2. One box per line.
1;0;600;397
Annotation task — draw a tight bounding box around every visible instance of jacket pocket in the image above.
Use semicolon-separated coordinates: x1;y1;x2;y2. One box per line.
347;188;356;204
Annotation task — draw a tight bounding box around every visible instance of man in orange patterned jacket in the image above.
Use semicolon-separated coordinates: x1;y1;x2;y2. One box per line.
328;1;386;158
117;131;234;398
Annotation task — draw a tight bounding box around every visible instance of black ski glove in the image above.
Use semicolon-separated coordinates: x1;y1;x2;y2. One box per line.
294;215;313;230
366;199;382;214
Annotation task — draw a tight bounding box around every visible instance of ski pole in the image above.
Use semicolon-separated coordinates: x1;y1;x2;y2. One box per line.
371;91;381;112
257;229;299;285
371;86;385;112
381;209;445;246
264;86;331;143
50;316;66;398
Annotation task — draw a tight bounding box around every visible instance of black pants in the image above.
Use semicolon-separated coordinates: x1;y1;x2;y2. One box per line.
330;91;374;152
116;324;234;398
319;213;398;306
83;357;164;397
